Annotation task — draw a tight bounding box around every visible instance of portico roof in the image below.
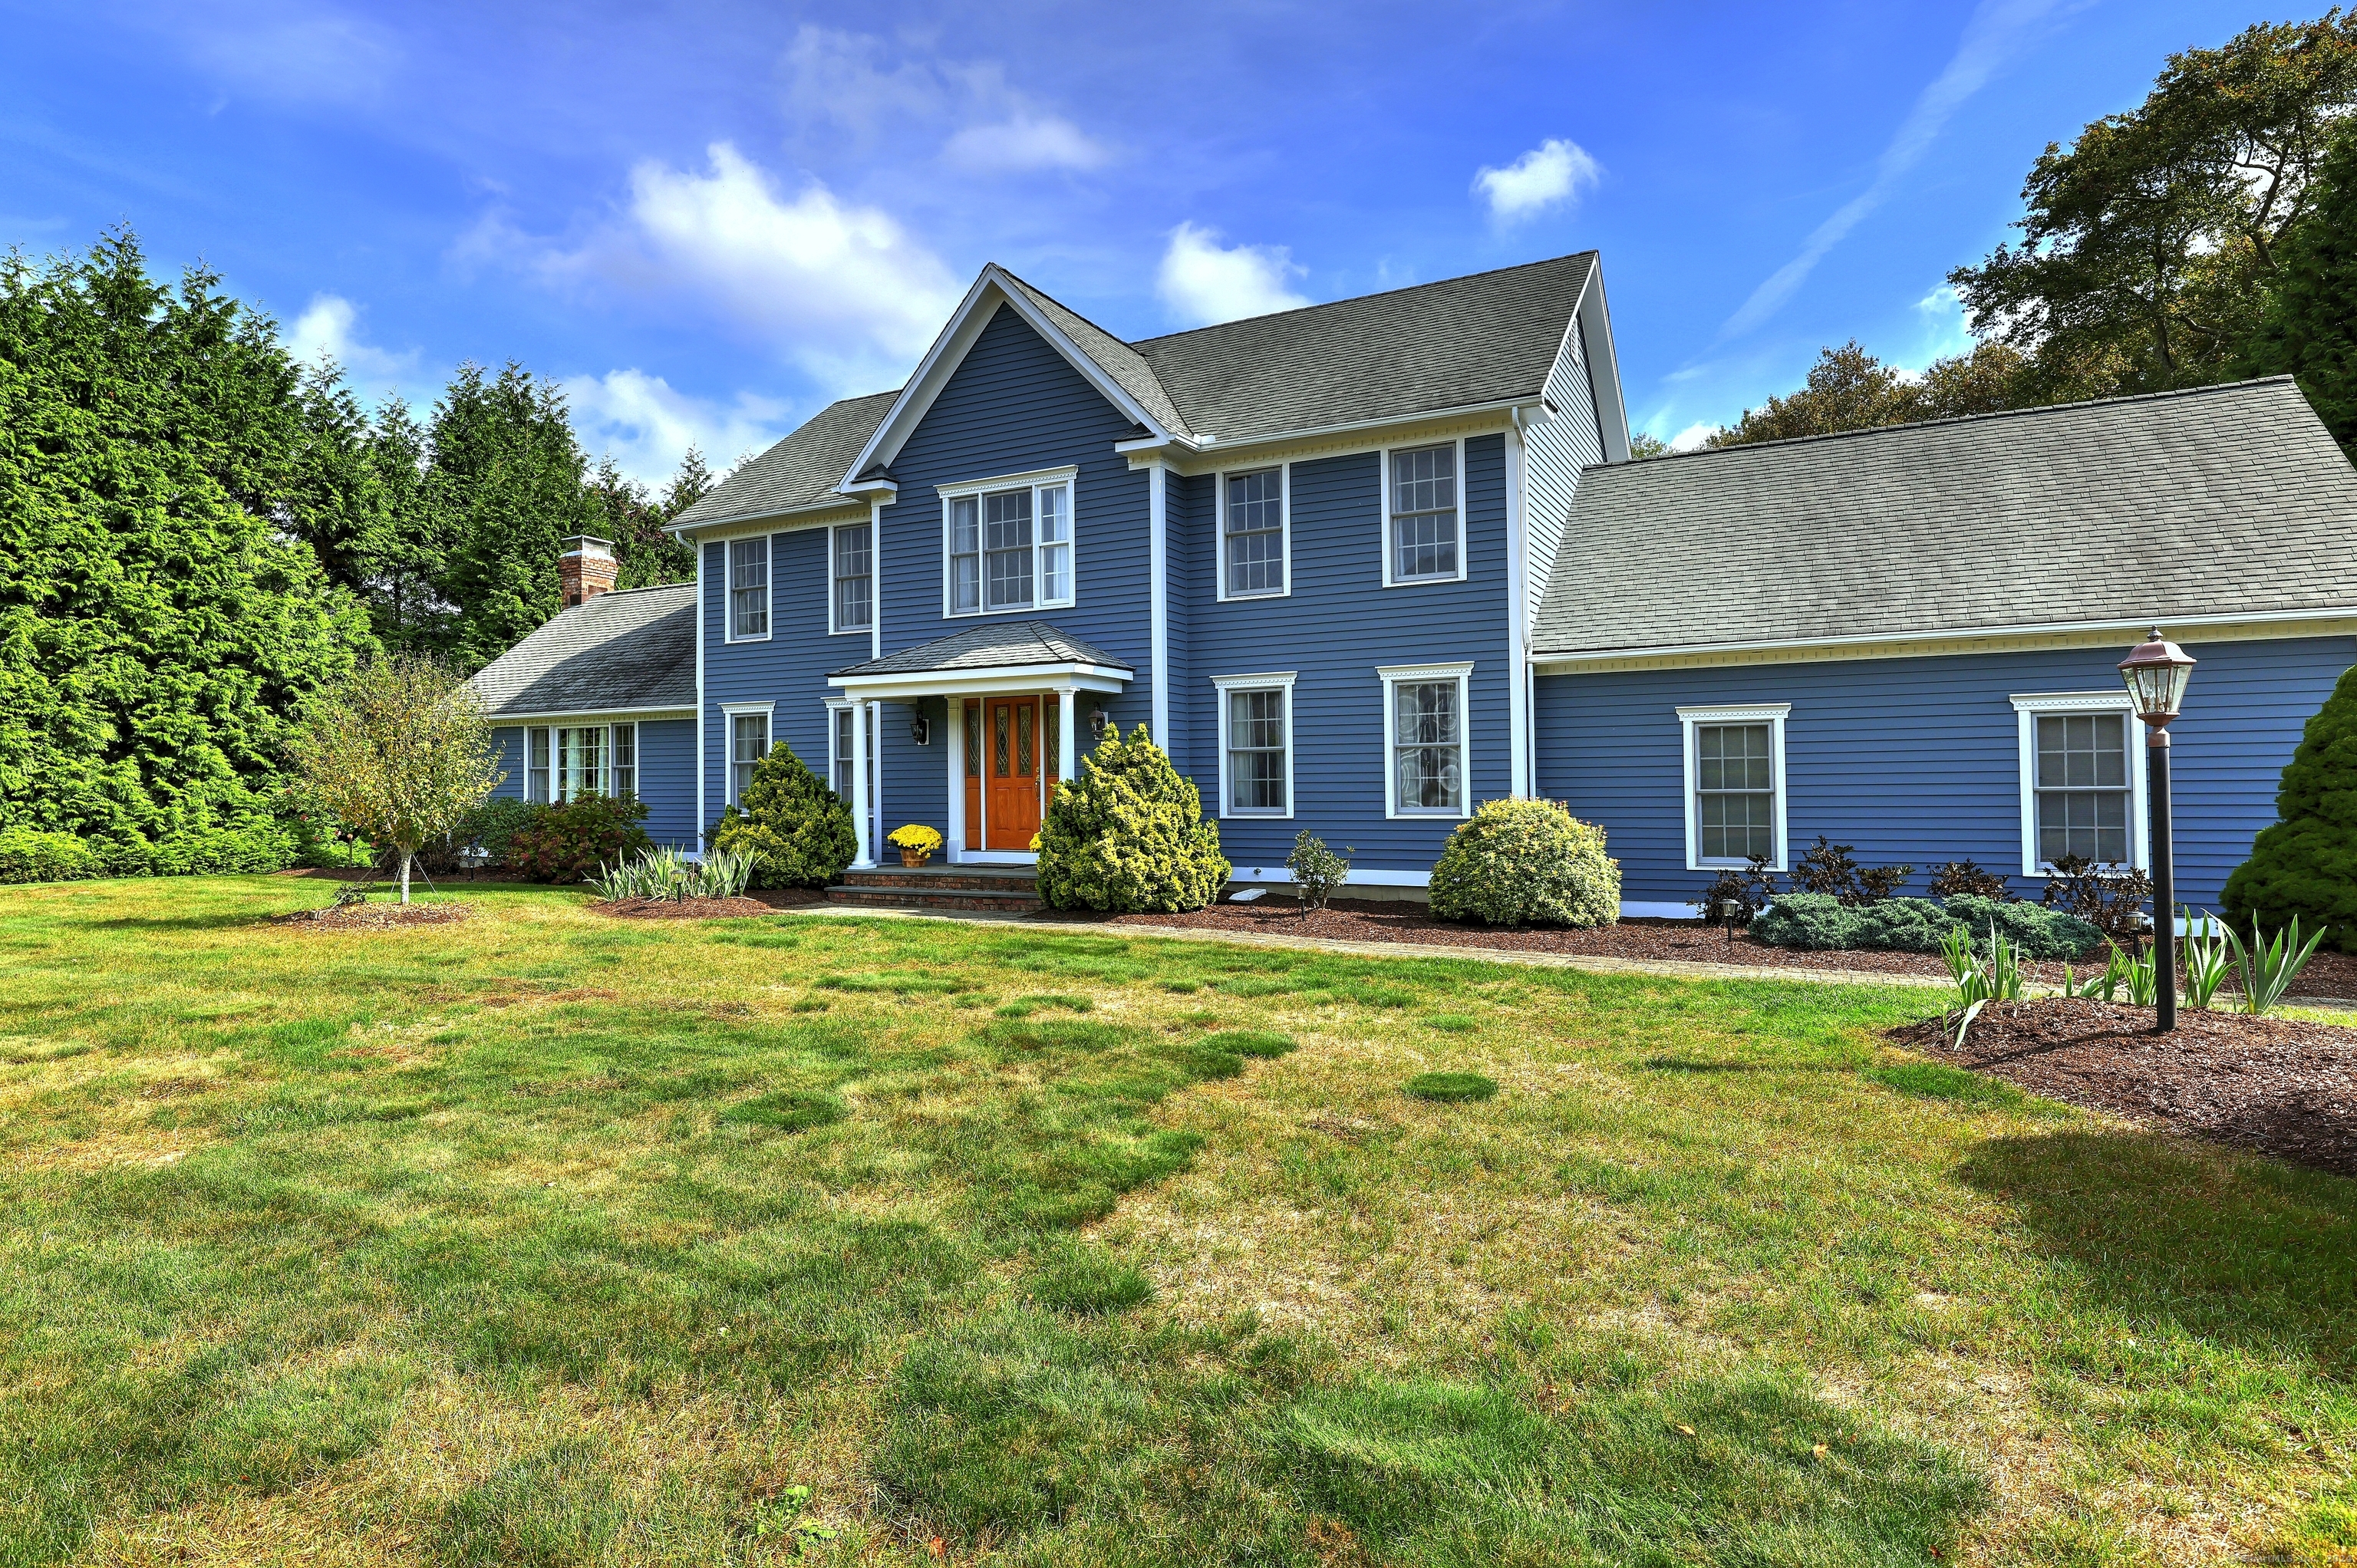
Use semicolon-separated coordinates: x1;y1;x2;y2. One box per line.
827;621;1135;700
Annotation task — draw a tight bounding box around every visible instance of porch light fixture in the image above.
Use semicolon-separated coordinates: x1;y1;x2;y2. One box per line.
2118;628;2196;1033
1089;706;1109;742
910;712;930;746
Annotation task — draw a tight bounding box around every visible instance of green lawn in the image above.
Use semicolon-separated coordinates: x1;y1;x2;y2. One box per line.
1;877;2352;1566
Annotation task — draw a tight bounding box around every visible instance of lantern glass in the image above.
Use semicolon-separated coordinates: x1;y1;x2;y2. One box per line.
2118;633;2196;722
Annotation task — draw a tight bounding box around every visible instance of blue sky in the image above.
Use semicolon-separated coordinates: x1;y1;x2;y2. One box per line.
1;0;2267;481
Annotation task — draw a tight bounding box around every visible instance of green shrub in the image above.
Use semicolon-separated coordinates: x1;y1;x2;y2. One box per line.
0;828;103;884
1752;892;2102;959
1429;799;1620;927
1749;892;1860;950
2225;662;2357;952
1035;724;1228;913
1942;895;2102;960
707;743;857;890
506;795;650;884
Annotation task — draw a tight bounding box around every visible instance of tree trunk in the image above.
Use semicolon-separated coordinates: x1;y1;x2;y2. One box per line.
398;848;414;905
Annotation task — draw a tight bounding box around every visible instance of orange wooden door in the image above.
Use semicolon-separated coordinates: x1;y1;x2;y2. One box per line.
984;697;1042;848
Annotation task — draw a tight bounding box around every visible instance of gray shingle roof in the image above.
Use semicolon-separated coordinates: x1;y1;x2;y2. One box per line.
1132;252;1595;443
670;390;898;529
830;621;1132;679
1531;376;2357;660
470;584;696;716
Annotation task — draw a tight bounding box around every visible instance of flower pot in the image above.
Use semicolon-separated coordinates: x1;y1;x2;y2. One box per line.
899;847;931;868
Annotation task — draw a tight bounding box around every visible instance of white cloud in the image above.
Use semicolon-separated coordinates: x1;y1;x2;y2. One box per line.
286;293;419;384
1473;138;1601;221
535;142;964;390
1721;0;2069;339
944;114;1111;173
1670;422;1717;453
1155;223;1310;327
782;25;1112;174
562;369;790;486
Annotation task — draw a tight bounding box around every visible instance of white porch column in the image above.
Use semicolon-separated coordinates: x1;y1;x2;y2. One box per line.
850;697;874;868
944;696;965;862
1057;685;1079;785
1148;460;1168;743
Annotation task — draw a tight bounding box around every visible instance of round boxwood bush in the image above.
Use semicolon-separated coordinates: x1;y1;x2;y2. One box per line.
707;743;857;889
1404;1071;1497;1102
1428;799;1620;927
1035;724;1229;913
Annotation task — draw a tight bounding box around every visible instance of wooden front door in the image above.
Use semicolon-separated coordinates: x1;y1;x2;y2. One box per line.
964;696;1061;852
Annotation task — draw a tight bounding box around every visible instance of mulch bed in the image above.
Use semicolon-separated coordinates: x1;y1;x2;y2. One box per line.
1062;897;2357;1000
272;901;472;931
1891;996;2357;1176
747;888;830;910
592;895;775;920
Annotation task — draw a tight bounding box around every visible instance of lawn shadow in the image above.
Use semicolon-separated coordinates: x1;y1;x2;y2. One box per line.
1957;1128;2357;1372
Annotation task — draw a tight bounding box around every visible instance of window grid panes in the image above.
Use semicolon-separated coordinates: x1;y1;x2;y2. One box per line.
730;713;768;802
729;537;770;638
832;707;877;817
1227;689;1287;812
1696;723;1774;862
556;726;605;802
610;723;636;799
984;489;1033;610
948;483;1073;614
1389;445;1459;581
526;727;551;804
833;523;872;633
1393;680;1463;813
1224;469;1284;596
1038;486;1070;604
2036;713;2131;865
949;497;981;613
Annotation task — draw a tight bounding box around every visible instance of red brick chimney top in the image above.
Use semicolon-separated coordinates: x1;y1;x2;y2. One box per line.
559;536;618;608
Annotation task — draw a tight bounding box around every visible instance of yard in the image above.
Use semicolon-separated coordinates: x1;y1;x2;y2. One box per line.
1;878;2351;1566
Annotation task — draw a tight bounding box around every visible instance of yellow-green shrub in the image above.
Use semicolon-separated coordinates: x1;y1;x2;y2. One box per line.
1035;725;1228;912
1429;799;1619;927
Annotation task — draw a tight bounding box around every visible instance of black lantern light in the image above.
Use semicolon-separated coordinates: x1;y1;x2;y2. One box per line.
1089;706;1109;742
910;710;930;746
2118;628;2196;1032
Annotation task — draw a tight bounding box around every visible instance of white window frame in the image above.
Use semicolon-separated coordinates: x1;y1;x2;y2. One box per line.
1379;437;1469;588
526;726;552;804
1210;671;1297;819
726;535;772;644
1677;703;1791;871
938;465;1080;618
1379;661;1475;819
2009;692;2150;877
609;721;638;799
720;701;774;805
829;520;875;637
1216;463;1291;601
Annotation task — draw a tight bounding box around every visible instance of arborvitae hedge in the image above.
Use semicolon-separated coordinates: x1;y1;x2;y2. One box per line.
2224;662;2357;951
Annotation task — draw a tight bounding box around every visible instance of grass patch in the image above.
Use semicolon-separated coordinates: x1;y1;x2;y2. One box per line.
994;993;1094;1019
1865;1059;2027;1108
1422;1012;1480;1033
1023;1240;1155;1314
719;1089;846;1132
1201;1029;1297;1059
1404;1070;1498;1102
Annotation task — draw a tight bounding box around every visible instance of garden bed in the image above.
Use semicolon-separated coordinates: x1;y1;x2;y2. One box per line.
272;901;472;931
1891;996;2357;1176
593;894;774;920
1069;898;2357;1000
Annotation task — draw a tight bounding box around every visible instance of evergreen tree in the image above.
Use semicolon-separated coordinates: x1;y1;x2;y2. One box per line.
591;446;705;590
0;230;374;870
2223;662;2357;952
1034;725;1229;912
707;742;856;888
2245;129;2357;458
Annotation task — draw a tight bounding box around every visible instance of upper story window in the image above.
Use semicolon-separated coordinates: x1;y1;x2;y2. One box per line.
1676;703;1790;870
832;522;873;634
728;537;770;641
941;468;1076;616
2011;693;2144;875
1221;467;1287;598
1386;443;1461;585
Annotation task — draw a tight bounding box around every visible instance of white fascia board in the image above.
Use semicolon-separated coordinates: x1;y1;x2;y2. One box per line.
490;705;696;724
829;661;1135;702
845;268;1173;483
666;497;874;541
1156;397;1538;472
1532;607;2357;674
1572;261;1633;464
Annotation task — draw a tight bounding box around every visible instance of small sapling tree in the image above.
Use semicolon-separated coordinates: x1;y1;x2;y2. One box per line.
290;654;503;904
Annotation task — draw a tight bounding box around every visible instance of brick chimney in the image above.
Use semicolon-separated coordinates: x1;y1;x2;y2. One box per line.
559;535;618;608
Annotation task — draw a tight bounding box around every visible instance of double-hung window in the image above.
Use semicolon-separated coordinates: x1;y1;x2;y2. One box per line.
1386;443;1460;584
1211;673;1295;817
728;537;770;640
1221;467;1286;598
609;723;636;799
726;707;771;803
526;727;552;803
832;522;873;634
2011;693;2144;874
943;468;1076;615
1380;663;1472;818
1678;704;1789;869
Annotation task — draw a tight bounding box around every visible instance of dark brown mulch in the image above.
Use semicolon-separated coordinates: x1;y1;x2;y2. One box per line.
1890;996;2357;1176
1060;896;2357;1000
272;901;472;931
593;895;775;920
746;888;830;909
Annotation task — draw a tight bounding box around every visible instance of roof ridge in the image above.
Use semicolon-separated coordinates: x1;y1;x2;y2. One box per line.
1612;374;2306;470
1129;251;1600;348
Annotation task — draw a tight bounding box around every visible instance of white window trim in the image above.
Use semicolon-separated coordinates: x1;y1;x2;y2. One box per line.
1210;671;1297;819
1379;661;1475;819
1215;463;1291;602
2009;691;2150;877
1379;436;1469;588
828;519;875;637
724;534;773;644
1677;703;1791;871
720;700;775;805
608;720;638;799
526;726;552;805
938;464;1080;618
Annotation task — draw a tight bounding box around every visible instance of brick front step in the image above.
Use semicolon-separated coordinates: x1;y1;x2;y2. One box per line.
824;883;1043;913
839;866;1040;895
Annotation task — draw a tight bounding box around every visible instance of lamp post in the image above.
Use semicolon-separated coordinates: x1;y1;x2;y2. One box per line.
2119;628;2196;1032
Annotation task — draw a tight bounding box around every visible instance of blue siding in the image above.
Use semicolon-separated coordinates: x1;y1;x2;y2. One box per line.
1534;635;2353;913
486;719;696;850
1183;435;1517;878
490;726;526;802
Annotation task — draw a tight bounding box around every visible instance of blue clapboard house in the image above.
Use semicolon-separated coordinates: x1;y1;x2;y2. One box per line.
467;253;2357;914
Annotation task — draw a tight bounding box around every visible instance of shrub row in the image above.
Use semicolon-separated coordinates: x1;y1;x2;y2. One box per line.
0;823;298;885
1751;892;2105;960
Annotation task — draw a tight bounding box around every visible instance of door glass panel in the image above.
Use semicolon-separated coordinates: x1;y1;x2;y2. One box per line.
1016;702;1034;777
965;701;981;777
994;704;1010;777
